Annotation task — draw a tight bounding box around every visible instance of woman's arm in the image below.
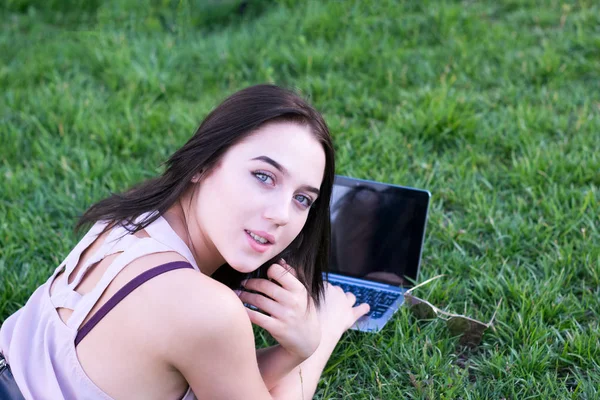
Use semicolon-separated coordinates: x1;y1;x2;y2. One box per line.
251;282;370;399
256;345;304;391
168;281;275;400
268;331;342;400
163;264;365;399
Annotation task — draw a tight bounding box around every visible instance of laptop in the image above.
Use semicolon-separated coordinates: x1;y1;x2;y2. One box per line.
326;175;431;332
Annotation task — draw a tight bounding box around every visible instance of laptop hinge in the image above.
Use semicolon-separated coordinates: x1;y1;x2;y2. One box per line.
325;272;405;292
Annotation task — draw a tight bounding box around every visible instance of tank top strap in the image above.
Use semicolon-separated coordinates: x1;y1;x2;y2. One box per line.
66;237;174;330
52;221;108;280
74;261;194;347
50;221;116;308
65;225;135;291
51;289;83;310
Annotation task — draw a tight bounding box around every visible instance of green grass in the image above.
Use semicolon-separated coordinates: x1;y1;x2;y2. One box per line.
1;0;599;398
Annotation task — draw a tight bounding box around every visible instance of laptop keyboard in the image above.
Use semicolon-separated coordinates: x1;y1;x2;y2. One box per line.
328;280;400;319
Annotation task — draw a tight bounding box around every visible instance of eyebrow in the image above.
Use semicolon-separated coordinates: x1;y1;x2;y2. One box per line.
251;155;321;197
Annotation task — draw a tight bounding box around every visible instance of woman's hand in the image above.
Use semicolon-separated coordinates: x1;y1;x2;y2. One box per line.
317;283;370;341
238;260;321;361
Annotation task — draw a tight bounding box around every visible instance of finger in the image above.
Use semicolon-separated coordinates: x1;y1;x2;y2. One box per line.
345;291;357;305
279;258;297;278
329;284;343;293
267;263;305;293
242;278;287;303
352;303;371;321
238;291;284;318
245;307;279;332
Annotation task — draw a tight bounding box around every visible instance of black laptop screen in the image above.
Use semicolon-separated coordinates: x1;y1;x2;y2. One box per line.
328;176;430;287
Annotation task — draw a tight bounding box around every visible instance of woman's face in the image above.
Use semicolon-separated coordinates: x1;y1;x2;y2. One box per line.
190;121;326;274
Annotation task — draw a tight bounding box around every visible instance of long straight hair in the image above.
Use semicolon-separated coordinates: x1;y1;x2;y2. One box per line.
76;84;334;306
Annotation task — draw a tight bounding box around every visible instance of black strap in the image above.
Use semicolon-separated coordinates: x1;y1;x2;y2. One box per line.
0;354;26;400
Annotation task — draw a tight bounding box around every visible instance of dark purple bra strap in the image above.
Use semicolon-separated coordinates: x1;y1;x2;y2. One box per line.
75;261;194;347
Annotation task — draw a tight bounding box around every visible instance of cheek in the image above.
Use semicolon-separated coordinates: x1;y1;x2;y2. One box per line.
223;173;263;210
277;215;309;251
206;171;252;208
197;174;262;239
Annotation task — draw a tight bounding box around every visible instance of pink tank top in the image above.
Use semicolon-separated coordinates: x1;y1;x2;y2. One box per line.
0;213;200;400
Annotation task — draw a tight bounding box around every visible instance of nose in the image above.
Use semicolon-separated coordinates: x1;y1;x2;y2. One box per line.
263;196;291;227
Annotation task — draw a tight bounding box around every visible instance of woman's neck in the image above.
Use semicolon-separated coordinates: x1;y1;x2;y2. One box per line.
162;196;225;276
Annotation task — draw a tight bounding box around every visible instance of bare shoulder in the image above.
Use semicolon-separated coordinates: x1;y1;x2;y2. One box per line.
155;272;270;399
159;267;246;328
138;262;249;340
147;268;270;397
127;259;253;363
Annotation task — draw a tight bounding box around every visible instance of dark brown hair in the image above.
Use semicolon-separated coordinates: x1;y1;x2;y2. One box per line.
76;84;334;306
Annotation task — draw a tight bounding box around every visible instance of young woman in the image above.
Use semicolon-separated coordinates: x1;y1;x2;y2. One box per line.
0;84;370;399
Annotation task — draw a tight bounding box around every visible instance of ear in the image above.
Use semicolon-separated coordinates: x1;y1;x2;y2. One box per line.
191;171;203;183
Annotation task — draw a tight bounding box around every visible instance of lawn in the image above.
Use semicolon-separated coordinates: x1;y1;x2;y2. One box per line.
1;0;599;398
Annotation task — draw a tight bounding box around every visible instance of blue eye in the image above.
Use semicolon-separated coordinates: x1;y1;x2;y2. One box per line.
253;171;274;185
295;194;313;208
253;170;313;209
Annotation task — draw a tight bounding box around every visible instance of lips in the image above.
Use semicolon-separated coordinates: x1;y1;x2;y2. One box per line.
244;229;275;245
245;230;274;254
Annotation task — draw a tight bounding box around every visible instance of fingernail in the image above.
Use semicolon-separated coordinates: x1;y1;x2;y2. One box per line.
279;258;287;265
241;279;248;287
234;289;242;296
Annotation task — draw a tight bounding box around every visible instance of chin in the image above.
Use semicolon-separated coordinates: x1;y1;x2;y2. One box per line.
226;257;265;274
